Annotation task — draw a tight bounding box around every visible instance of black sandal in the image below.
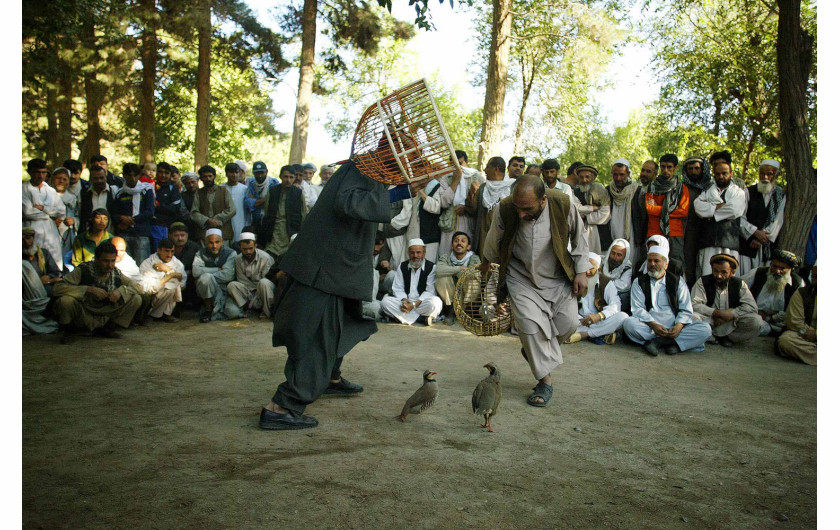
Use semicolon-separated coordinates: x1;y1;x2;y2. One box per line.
527;382;553;407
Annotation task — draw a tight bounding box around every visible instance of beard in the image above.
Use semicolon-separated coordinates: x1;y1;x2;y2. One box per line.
23;245;37;256
586;273;599;294
648;267;666;280
607;258;621;271
715;179;731;189
578;183;592;193
757;181;774;194
765;270;791;293
409;258;424;270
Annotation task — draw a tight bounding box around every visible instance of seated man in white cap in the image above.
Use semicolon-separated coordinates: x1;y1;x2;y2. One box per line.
192;228;236;323
381;238;443;325
622;245;712;356
739;158;786;275
602;238;633;313
690;253;762;346
567;252;628;345
138;237;186;323
224;232;276;319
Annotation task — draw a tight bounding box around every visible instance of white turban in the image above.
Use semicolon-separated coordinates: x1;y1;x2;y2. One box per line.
587;252;602;267
609;238;629;251
235;160;248;173
407;238;425;248
613;158;632;175
648;245;669;261
205;228;223;239
239;232;256;242
759;159;780;170
646;235;669;252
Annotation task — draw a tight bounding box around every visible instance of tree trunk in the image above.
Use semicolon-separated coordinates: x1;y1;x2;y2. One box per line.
194;0;212;170
289;0;317;165
512;57;532;155
83;71;102;164
139;0;157;164
57;70;74;162
775;0;816;258
45;85;59;168
712;99;722;137
477;0;513;169
740;125;759;183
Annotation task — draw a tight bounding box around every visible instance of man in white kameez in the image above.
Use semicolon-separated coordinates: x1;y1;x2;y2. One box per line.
138;237;186;322
740;249;804;337
112;236;142;281
385;196;412;269
438;150;484;254
381;239;443;326
415;166;463;263
193;228;236;322
622;246;712;356
481;175;590;408
606;159;639;264
602;238;633;313
224;232;276;319
224;162;251;243
572;165;611;255
739;159;786;274
566;252;629;345
693;159;747;276
23;158;66;271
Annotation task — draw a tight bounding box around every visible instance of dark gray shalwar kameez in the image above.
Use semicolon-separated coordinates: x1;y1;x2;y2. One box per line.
271;161;393;415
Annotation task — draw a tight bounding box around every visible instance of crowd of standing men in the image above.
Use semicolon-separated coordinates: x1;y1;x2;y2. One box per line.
22;150;817;374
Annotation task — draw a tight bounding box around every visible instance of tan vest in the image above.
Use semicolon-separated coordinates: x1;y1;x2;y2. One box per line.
198;186;233;240
497;189;576;300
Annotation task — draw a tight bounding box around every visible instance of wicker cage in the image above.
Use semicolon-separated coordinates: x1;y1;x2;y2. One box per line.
454;264;512;337
350;79;459;186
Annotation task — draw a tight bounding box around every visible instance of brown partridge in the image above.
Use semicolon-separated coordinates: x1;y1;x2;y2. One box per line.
398;370;438;422
472;362;501;432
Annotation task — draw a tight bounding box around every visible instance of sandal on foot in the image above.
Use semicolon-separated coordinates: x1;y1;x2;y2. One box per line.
564;332;582;344
527;382;553;407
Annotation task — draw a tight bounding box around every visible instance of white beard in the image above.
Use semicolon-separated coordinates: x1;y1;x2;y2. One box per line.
765;271;791;293
24;245;37;256
757;181;774;194
648;268;666;280
578;183;592;193
409;259;424;270
586;274;599;294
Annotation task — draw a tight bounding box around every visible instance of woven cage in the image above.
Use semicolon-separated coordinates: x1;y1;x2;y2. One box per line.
350;79;459;186
454;264;512;337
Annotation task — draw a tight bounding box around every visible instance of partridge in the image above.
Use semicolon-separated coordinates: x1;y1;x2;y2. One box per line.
398;370;438;422
472;362;502;432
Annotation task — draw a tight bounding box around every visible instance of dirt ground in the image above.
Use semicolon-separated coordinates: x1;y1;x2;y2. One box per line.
22;316;816;528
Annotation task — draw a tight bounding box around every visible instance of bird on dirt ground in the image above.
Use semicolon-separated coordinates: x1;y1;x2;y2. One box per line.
472;362;501;432
398;370;438;422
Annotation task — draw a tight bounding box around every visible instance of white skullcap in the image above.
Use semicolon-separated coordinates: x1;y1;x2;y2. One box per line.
205;228;223;239
648;245;669;261
407;238;425;247
613;158;631;168
235;160;248;172
588;252;602;267
239;232;256;242
182;172;198;181
759;159;781;170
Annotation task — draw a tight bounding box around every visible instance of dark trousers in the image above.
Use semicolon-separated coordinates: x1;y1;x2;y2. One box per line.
271;279;375;415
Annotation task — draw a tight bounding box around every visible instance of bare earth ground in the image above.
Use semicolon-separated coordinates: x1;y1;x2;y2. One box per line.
23;317;816;528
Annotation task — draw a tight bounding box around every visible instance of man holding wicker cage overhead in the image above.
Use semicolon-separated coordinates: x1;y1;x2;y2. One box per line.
480;174;591;408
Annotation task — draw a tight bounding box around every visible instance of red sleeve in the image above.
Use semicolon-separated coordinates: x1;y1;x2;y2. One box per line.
645;193;662;216
669;185;689;219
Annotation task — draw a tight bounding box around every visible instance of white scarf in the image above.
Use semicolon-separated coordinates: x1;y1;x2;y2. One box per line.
120;181;154;216
482;177;514;210
449;250;474;266
253;176;271;198
67;181;82;197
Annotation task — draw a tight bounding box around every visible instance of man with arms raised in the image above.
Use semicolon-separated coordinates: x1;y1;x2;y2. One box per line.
622;245;712;356
481;175;590;407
